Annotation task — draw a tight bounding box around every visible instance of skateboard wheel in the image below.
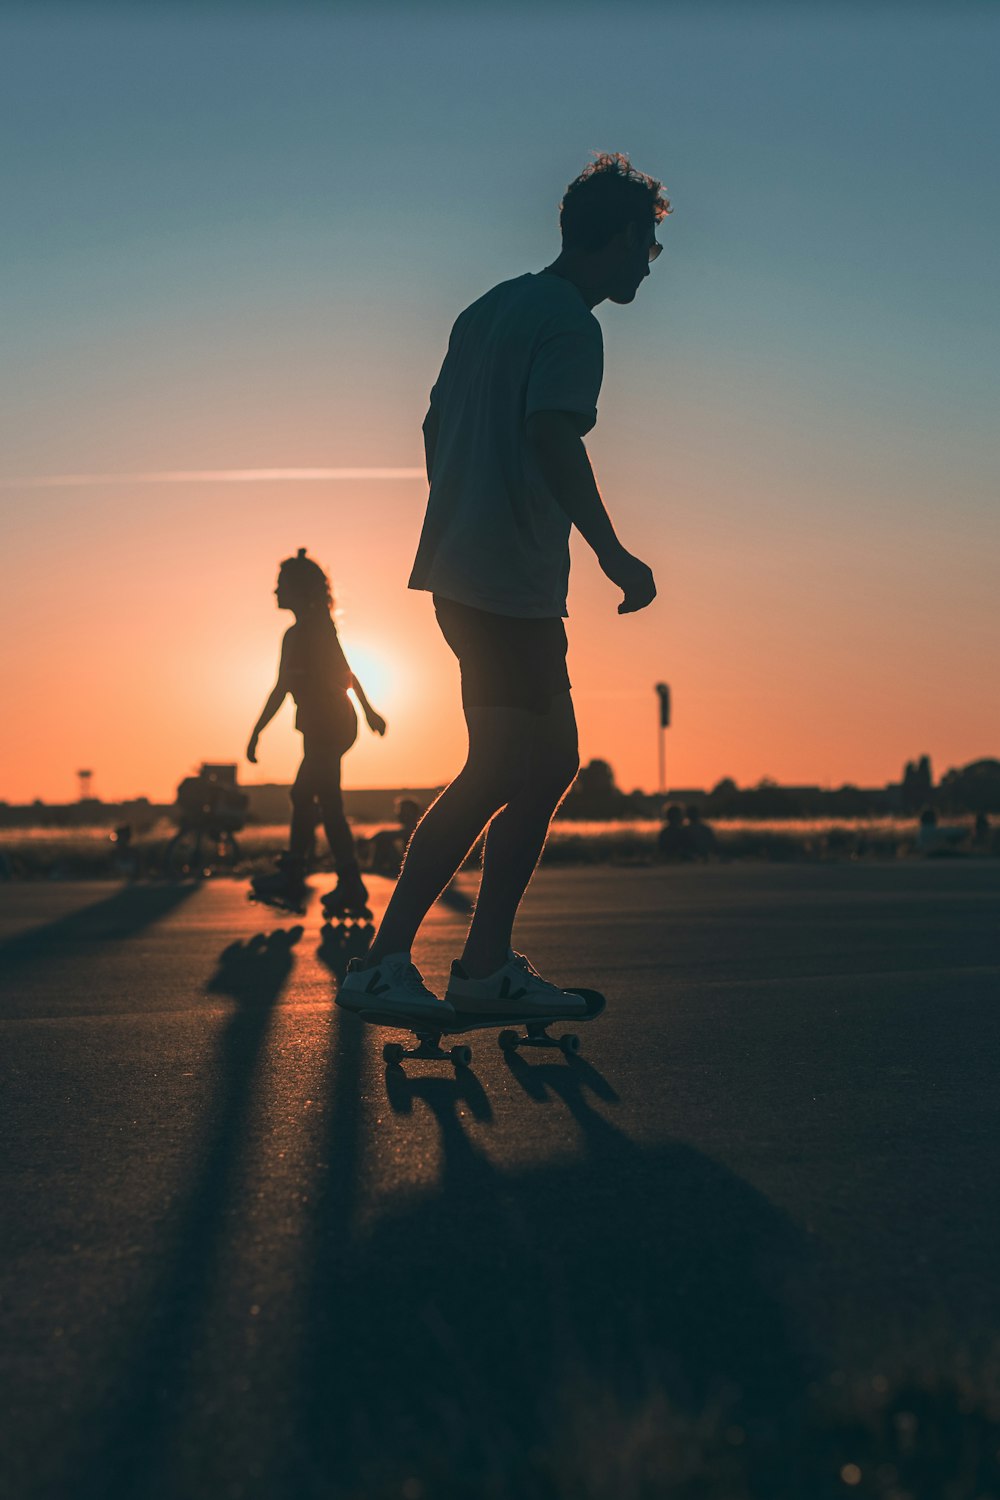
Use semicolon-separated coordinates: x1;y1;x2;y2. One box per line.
450;1044;472;1068
558;1033;580;1055
383;1042;405;1066
498;1029;519;1051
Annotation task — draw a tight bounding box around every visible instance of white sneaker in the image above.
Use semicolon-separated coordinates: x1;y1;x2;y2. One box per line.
337;952;455;1021
445;950;587;1017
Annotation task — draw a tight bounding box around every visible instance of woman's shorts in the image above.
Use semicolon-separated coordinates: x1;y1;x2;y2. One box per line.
296;697;358;757
433;595;571;715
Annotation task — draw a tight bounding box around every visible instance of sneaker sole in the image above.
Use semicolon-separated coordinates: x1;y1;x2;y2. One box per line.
445;995;588;1018
336;991;454;1023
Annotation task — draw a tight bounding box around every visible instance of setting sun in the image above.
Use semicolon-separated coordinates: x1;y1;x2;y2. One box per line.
337;637;398;716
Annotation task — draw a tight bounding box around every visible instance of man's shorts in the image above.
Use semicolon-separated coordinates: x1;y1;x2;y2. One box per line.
433;595;571;715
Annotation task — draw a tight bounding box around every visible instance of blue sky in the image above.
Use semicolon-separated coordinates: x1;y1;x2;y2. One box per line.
6;2;997;473
2;2;998;800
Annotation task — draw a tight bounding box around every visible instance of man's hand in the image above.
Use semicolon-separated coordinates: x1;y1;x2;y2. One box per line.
600;545;657;614
525;413;657;612
367;711;387;737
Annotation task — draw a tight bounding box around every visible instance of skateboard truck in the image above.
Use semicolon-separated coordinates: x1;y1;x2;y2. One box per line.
499;1020;581;1056
381;1028;473;1069
370;991;605;1070
380;1021;579;1070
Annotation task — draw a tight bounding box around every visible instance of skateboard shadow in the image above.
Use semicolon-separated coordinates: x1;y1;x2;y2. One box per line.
383;1055;493;1125
500;1045;621;1107
290;1016;817;1499
56;947;815;1500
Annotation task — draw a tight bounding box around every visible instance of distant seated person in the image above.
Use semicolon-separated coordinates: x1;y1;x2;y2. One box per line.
915;806;967;857
684;804;718;859
657;804;694;861
972;812;994;853
110;823;140;880
369;798;424;877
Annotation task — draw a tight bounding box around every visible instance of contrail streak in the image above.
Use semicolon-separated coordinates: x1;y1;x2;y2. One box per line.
0;467;425;489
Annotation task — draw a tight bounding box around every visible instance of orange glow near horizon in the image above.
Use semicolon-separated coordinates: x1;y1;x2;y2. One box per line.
3;454;997;808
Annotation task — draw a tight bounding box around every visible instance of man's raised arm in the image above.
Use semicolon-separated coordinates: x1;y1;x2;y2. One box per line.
525;409;656;614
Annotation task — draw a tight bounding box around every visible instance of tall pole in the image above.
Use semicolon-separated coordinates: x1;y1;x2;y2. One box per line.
655;684;670;796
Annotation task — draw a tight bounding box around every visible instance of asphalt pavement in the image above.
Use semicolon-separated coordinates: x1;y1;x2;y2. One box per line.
2;861;999;1499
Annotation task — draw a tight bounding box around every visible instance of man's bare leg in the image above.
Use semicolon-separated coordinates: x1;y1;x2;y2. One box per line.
365;706;531;965
460;692;579;978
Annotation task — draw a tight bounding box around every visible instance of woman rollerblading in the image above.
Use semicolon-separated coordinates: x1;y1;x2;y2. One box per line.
248;548;385;912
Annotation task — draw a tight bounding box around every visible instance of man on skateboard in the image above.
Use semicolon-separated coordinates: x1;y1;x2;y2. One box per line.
339;152;668;1023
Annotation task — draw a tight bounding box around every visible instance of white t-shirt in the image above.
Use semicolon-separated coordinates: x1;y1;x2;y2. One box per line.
408;272;604;618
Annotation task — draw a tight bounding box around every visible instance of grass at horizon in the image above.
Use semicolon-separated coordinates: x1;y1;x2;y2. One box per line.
0;814;989;880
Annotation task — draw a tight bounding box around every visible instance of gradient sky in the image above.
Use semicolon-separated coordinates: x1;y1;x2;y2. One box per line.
2;1;998;804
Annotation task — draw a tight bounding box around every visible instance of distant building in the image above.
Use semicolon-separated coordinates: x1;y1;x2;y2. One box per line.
199;763;240;787
241;783;443;825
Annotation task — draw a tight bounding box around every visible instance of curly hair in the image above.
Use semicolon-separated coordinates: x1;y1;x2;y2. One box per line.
559;151;671;252
278;547;333;612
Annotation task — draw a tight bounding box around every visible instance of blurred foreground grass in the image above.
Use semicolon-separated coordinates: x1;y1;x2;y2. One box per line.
0;815;987;880
341;1346;1000;1499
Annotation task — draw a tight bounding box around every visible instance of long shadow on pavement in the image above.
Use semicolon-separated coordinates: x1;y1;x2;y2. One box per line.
291;1025;817;1498
67;925;302;1500
51;920;816;1500
0;881;201;983
317;918;374;983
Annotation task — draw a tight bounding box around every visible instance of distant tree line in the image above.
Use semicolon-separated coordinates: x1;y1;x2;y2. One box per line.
558;756;1000;820
936;759;1000;815
4;757;999;829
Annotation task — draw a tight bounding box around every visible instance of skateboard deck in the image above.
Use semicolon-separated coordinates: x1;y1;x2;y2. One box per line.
354;988;605;1068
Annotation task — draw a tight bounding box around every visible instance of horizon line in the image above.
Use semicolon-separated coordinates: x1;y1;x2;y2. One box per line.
0;467;426;489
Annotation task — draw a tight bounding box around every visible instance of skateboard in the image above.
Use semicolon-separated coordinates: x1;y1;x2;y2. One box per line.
356;988;605;1069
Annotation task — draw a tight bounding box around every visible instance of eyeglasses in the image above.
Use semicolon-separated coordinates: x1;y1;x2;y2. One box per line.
648;241;662;263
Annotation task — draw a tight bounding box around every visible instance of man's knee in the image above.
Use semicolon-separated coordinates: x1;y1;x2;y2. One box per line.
457;749;530;811
534;692;579;800
535;743;580;804
560;743;581;792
